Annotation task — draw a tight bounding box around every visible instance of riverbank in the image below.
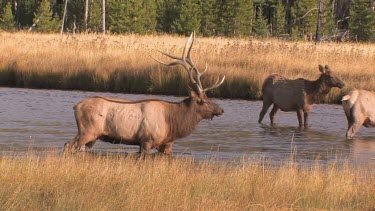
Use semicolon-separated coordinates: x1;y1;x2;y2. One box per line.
0;152;373;210
1;32;375;102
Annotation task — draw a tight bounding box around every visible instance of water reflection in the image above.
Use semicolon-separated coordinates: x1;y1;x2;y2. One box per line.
347;137;375;165
0;87;374;166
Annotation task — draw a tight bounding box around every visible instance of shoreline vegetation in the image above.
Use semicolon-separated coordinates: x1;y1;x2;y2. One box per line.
1;32;375;102
0;152;374;210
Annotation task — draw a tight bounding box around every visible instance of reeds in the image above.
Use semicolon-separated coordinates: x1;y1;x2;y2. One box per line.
0;152;373;210
1;32;375;102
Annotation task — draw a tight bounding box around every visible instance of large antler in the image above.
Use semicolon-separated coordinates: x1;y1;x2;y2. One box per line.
151;32;225;95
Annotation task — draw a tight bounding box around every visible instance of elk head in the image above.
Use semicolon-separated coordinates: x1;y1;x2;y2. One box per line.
318;65;346;89
187;90;224;120
152;32;225;119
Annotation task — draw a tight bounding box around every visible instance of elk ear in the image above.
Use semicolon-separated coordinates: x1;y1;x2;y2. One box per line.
188;86;205;99
324;65;333;74
318;65;325;73
189;89;199;98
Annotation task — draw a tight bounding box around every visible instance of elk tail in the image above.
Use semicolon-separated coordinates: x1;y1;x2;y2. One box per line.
341;90;359;118
259;75;276;100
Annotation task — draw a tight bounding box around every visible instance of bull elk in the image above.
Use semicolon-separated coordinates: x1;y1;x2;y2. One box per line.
64;32;225;155
258;65;345;128
342;89;375;138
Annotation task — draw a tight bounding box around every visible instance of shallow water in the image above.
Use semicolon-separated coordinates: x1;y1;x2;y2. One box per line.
1;87;374;166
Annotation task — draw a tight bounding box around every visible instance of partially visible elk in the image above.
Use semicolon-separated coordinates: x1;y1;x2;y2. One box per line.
258;65;345;128
342;89;375;138
64;32;225;155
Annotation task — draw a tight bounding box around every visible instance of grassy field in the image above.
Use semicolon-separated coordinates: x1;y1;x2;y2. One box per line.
0;152;374;210
1;32;375;102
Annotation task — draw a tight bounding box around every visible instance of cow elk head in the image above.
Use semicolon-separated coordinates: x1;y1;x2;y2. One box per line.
318;65;346;89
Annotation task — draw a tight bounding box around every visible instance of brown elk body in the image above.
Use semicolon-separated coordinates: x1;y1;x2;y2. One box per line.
342;90;375;138
258;65;345;127
64;32;225;155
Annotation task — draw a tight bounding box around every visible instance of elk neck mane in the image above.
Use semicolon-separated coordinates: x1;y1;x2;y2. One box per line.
304;75;332;103
165;97;202;139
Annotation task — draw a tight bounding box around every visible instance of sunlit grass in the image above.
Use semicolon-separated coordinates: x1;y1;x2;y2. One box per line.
1;32;375;102
0;152;373;210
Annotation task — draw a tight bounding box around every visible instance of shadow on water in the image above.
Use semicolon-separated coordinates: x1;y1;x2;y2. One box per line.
0;87;374;166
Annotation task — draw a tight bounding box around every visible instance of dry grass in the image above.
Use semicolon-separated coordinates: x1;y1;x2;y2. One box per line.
1;32;375;102
0;152;373;210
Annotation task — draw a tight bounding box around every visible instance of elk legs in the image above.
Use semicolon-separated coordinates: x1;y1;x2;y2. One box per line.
139;140;153;154
85;140;97;149
346;121;363;138
295;111;310;128
63;136;79;153
158;142;173;155
304;112;309;128
258;101;272;124
296;110;304;128
269;105;279;126
63;134;97;153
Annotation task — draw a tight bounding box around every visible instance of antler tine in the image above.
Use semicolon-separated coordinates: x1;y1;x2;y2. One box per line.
156;50;181;60
183;32;194;63
151;33;198;87
182;32;201;87
150;50;188;68
150;54;197;84
184;32;203;92
185;32;206;92
152;32;225;95
152;33;193;62
203;76;226;93
197;63;208;79
186;32;195;65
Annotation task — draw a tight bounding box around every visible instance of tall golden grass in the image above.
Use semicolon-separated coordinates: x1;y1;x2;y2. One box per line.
1;32;375;102
0;152;373;210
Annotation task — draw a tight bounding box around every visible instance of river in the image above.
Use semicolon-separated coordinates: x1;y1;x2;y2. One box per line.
1;87;374;166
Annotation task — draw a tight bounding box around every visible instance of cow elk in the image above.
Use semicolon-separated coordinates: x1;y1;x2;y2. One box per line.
64;32;225;156
258;65;345;128
342;89;375;138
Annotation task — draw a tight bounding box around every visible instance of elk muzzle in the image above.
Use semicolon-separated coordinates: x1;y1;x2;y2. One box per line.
211;106;224;119
333;77;346;89
337;81;346;89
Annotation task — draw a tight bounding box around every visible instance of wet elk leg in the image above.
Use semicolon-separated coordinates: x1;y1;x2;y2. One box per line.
346;120;363;138
158;142;174;155
296;110;304;128
258;100;272;124
304;112;309;128
269;105;279;126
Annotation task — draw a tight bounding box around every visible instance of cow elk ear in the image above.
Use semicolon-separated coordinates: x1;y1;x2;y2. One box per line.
324;65;331;72
319;65;325;73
